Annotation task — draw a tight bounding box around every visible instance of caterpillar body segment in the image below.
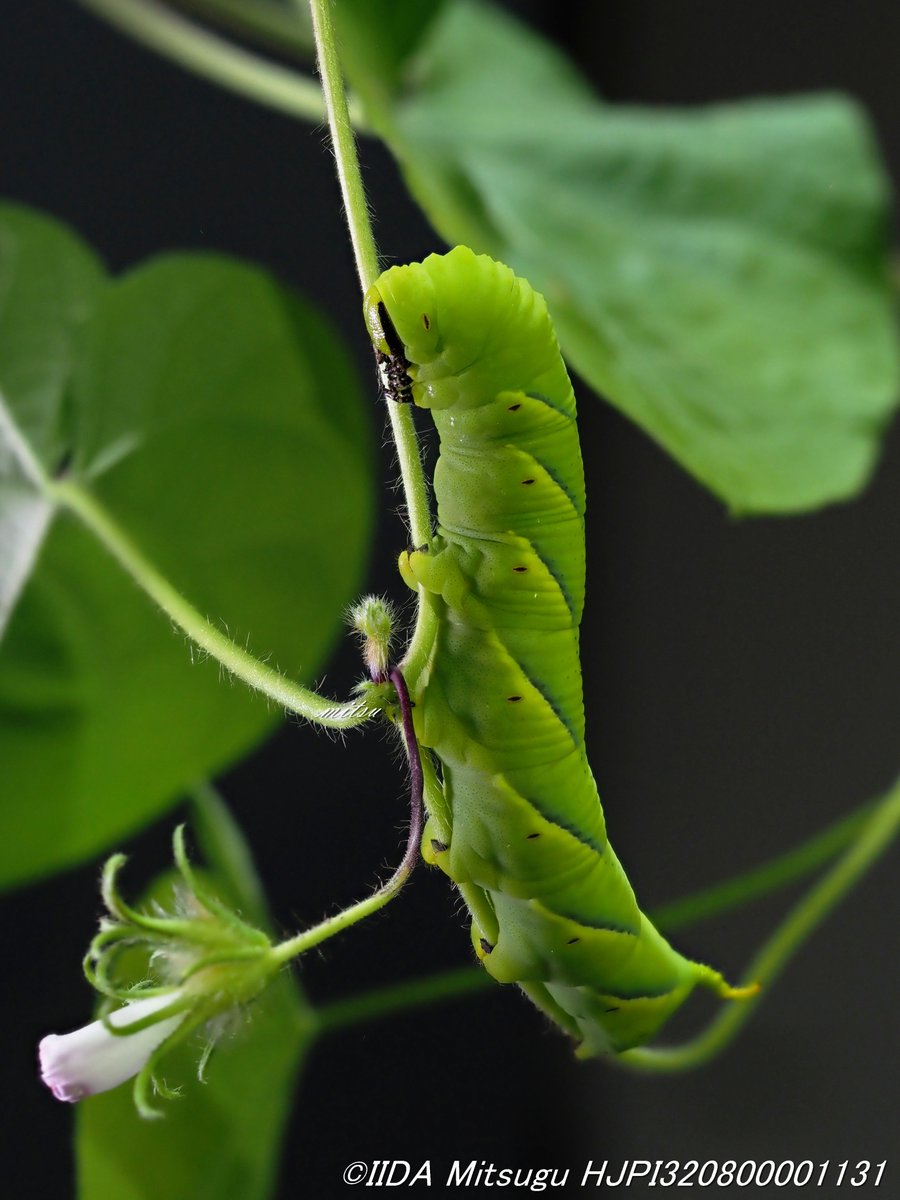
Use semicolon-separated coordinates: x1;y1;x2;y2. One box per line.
366;246;745;1055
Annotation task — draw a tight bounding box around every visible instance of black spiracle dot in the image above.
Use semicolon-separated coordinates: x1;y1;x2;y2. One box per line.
479;938;494;955
526;832;541;840
506;695;523;704
422;313;431;330
513;565;528;574
430;838;448;854
507;402;521;411
521;478;536;486
567;937;581;945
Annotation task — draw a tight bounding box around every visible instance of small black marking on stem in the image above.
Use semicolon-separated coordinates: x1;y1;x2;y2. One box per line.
430;838;448;854
479;938;494;955
54;451;73;480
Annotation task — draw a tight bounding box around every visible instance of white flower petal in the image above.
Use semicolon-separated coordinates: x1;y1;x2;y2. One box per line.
39;992;185;1103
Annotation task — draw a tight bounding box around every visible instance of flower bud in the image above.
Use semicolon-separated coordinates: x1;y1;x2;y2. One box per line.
349;595;395;681
39;992;186;1103
38;826;280;1117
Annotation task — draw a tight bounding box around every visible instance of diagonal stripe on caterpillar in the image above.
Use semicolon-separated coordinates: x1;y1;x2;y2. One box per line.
365;246;753;1056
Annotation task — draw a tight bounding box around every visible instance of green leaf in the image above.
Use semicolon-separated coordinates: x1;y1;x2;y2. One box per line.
0;203;105;635
77;814;314;1200
0;218;374;887
190;783;272;930
359;0;900;513
335;0;447;111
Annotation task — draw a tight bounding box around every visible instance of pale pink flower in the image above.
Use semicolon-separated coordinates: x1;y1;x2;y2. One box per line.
39;993;184;1103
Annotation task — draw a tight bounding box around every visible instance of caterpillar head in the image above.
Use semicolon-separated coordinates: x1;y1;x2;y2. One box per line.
366;247;548;412
364;259;441;406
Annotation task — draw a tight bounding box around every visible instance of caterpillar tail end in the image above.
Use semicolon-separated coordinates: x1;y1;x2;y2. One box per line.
700;965;761;1002
717;980;761;1001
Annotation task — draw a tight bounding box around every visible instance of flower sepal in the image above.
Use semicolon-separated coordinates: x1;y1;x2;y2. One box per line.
40;826;283;1118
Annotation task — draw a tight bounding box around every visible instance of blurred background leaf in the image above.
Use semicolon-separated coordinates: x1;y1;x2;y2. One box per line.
0;221;375;888
344;0;900;513
0;204;105;635
333;0;446;109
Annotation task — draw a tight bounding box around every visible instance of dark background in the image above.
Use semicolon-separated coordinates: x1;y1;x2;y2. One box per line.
2;2;899;1196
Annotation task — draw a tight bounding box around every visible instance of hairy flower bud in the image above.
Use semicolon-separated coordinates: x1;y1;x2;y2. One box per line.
349;594;395;681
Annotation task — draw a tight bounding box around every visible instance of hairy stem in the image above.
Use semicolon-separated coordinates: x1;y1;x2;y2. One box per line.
74;0;353;125
617;777;900;1073
305;0;377;292
306;0;434;567
50;479;370;728
273;667;424;965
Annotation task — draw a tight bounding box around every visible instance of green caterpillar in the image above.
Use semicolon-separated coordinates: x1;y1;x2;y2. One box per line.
365;246;752;1056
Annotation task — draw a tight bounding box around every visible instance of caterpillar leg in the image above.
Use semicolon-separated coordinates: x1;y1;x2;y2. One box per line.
399;539;472;611
419;749;452;854
518;980;582;1042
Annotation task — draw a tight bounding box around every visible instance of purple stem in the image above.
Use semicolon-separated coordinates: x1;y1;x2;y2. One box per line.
388;666;424;880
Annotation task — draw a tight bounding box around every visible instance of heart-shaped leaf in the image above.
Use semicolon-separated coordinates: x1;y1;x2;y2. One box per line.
0;208;374;887
350;1;900;514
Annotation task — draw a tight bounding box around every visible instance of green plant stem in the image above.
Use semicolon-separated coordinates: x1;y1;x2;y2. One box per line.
306;0;434;573
271;841;415;967
307;784;899;1037
651;797;878;932
74;0;348;126
49;479;370;729
176;0;314;58
273;665;424;966
316;966;492;1035
617;777;900;1073
305;0;377;292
